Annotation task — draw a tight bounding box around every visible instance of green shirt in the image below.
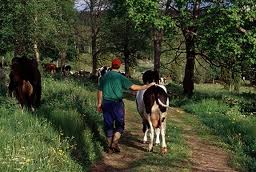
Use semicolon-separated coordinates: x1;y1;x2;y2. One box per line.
98;71;133;101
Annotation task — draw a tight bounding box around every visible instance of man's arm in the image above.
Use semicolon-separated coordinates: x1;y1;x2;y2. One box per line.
130;82;155;91
97;90;103;112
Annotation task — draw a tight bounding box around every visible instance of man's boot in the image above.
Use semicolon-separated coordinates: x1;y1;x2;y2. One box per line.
106;137;113;154
112;132;121;153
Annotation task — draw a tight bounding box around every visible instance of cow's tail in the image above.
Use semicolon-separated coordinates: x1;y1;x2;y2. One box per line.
158;98;169;108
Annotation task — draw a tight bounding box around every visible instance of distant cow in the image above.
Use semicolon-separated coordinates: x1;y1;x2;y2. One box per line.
119;71;126;76
136;70;169;153
96;66;111;80
62;64;71;72
44;63;57;74
9;56;42;112
62;64;71;76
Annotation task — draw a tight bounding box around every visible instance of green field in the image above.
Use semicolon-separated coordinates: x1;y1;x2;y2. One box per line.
0;70;255;171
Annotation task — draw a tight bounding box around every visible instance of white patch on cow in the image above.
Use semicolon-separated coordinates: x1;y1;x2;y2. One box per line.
147;114;154;152
151;101;159;113
160;117;167;148
143;128;149;143
155;128;160;145
136;89;146;117
157;84;167;92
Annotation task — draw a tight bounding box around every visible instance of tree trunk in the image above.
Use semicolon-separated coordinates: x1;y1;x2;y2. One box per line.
14;39;25;57
153;29;163;74
182;1;200;97
124;50;130;77
34;41;40;62
124;22;130;77
59;51;66;69
183;29;196;97
92;32;97;76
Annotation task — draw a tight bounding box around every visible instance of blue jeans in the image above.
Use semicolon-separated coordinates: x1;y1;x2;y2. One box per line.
102;99;125;137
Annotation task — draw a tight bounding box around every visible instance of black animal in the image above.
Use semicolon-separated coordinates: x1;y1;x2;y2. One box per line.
97;66;111;80
9;56;41;112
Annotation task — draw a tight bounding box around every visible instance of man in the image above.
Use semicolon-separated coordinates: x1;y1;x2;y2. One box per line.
97;57;154;153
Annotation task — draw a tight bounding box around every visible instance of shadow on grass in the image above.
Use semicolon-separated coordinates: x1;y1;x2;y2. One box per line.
35;89;105;171
120;118;189;171
121;131;148;152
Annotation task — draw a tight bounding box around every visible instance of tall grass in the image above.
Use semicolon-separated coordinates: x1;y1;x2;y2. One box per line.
168;83;256;171
0;75;105;171
0;97;83;171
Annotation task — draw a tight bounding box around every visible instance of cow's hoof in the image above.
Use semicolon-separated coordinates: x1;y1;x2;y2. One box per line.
154;142;160;146
148;147;153;152
142;140;149;144
160;147;168;154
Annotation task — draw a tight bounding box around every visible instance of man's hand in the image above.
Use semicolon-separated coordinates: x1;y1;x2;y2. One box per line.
97;90;103;112
97;104;102;113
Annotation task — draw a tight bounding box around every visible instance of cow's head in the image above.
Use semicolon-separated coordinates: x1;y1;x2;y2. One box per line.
142;70;160;84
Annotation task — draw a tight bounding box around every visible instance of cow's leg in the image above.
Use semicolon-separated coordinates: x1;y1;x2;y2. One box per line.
148;116;154;152
16;87;25;113
142;120;149;144
155;128;160;145
160;113;167;154
143;128;148;144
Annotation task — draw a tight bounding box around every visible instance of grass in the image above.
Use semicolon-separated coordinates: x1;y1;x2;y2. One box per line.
125;117;190;172
0;97;83;171
123;97;190;172
167;83;256;171
0;74;106;171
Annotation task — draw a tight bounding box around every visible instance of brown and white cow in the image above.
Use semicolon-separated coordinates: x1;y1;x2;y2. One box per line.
136;70;169;153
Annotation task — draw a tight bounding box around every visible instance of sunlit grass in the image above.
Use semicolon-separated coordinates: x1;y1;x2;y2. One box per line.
0;75;105;171
168;83;256;171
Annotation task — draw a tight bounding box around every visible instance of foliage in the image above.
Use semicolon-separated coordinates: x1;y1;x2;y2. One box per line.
125;0;175;31
99;3;151;67
0;0;77;60
197;1;256;88
0;0;16;54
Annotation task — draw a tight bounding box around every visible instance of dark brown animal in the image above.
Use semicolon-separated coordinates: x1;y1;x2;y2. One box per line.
9;56;41;112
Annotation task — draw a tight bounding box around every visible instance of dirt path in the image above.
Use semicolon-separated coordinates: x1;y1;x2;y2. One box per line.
172;108;237;172
90;99;237;172
90;99;148;172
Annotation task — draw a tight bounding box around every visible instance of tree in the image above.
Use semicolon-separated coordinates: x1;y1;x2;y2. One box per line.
77;0;110;75
0;0;16;55
100;0;150;76
125;0;175;74
197;1;256;92
124;0;256;96
51;0;77;67
0;0;77;63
